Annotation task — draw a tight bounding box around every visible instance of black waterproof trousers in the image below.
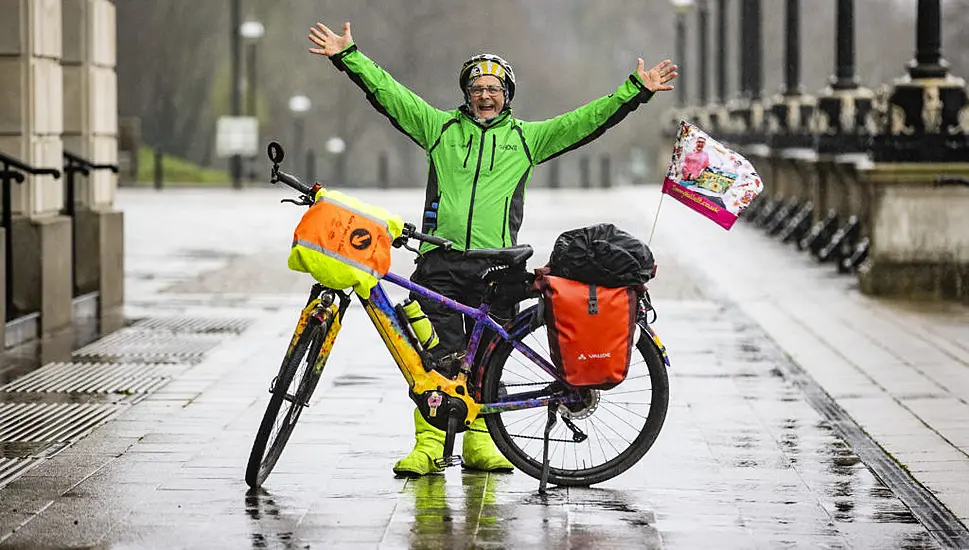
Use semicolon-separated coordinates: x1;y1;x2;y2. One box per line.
408;248;516;362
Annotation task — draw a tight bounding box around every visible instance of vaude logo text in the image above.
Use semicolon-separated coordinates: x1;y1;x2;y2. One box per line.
577;352;611;360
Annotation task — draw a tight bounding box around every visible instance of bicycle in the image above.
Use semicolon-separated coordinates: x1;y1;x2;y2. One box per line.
245;142;672;492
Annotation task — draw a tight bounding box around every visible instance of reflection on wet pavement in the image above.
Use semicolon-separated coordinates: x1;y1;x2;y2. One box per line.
644;302;944;549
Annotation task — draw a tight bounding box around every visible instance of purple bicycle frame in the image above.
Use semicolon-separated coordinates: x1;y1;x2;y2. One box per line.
377;271;575;414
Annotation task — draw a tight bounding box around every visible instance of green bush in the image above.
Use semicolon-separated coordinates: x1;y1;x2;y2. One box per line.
136;146;229;185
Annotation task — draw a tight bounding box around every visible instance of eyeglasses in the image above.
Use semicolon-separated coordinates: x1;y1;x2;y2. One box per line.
468;85;504;97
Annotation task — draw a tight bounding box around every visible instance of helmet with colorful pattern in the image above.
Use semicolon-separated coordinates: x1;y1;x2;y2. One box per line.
459;54;517;106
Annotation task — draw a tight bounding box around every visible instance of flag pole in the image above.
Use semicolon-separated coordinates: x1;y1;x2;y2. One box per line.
647;193;665;246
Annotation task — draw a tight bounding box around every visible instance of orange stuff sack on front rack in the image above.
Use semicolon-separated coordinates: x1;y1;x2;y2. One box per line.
287;188;404;298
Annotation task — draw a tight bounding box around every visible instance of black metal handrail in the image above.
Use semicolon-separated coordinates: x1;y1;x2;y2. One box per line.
63;151;119;217
62;151;119;298
0;152;62;320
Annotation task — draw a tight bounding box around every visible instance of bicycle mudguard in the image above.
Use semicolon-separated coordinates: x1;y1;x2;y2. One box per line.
641;323;671;367
286;297;325;356
312;304;342;373
471;305;542;393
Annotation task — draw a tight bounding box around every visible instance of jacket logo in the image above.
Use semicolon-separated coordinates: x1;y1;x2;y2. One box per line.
350;228;373;250
498;144;518;151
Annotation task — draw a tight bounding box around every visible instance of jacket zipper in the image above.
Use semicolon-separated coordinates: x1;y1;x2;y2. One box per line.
501;197;509;246
462;135;473;168
464;128;487;250
490;134;496;171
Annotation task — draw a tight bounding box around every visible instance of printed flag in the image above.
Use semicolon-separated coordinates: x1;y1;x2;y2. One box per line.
662;120;764;230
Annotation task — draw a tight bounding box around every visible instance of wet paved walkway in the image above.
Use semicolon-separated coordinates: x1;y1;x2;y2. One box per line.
0;186;966;548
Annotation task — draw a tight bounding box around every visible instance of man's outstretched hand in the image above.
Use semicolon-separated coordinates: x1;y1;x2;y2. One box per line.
308;21;353;57
637;58;678;93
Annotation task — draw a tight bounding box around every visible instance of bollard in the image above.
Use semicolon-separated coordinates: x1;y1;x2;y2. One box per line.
378;152;389;189
548;160;560;189
153;147;163;190
580;156;590;189
840;236;869;274
818;215;860;264
766;196;801;236
799;209;839;255
600;156;612;188
778;201;814;244
306;149;316;185
753;196;781;228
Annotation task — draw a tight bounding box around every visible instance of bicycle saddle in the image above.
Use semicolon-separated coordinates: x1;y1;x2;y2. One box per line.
465;244;533;266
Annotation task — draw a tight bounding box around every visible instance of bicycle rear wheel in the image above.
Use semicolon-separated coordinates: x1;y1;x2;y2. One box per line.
481;304;669;487
245;317;328;488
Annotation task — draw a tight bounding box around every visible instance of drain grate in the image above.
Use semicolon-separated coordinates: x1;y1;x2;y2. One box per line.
0;362;180;395
128;316;253;334
0;403;121;443
73;328;223;362
0;458;43;489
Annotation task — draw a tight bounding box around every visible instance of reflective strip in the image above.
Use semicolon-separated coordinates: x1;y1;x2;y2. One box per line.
293;239;382;278
318;196;392;233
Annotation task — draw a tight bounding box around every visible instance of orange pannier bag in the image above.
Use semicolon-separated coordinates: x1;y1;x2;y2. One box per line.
541;275;638;389
287;188;404;298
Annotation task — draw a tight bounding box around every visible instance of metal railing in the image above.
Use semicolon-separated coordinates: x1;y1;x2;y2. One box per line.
0;153;61;320
63;151;119;296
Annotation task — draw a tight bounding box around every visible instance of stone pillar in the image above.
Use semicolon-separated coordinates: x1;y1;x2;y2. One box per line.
858;165;969;302
62;0;123;326
860;0;969;301
0;0;74;335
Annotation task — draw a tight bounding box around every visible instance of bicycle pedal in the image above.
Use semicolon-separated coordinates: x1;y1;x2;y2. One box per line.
433;454;463;469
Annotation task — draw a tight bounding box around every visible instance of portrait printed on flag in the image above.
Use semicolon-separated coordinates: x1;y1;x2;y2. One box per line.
663;121;763;230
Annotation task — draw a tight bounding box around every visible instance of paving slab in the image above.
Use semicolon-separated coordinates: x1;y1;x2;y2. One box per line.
0;187;966;548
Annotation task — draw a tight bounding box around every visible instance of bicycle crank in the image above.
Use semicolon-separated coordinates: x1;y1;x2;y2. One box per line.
433;405;465;469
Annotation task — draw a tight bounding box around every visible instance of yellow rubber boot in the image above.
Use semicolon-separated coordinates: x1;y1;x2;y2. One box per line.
393;408;445;477
462;416;514;472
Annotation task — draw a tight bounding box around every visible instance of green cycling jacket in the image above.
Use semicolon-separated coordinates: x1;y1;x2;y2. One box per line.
330;44;656;252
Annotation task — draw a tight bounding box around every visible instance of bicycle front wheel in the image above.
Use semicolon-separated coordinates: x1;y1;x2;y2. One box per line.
245;317;328;488
481;305;669;487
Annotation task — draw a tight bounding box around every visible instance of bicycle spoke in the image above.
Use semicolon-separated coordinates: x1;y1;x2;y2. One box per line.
482;304;669;486
599;400;649;422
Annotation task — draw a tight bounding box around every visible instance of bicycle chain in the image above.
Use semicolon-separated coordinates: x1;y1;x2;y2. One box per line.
465;426;579;443
470;382;583;443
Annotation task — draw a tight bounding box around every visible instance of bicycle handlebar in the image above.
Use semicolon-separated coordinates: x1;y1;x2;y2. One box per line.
397;223;453;250
272;167;315;197
266;140;451;251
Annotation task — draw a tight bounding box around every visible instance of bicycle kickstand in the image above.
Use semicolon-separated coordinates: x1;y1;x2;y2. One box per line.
433;407;464;469
539;405;558;494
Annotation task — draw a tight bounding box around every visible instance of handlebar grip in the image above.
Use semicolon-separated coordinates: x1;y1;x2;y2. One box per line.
411;230;452;249
275;169;314;196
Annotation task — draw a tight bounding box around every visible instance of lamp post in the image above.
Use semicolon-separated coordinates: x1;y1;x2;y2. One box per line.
288;95;311;177
326;137;346;186
871;0;969;162
670;0;695;108
692;0;714;131
696;0;709;106
712;0;730;134
240;19;264;181
733;0;764;146
769;0;816;149
240;20;264;118
229;0;242;189
814;0;873;155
